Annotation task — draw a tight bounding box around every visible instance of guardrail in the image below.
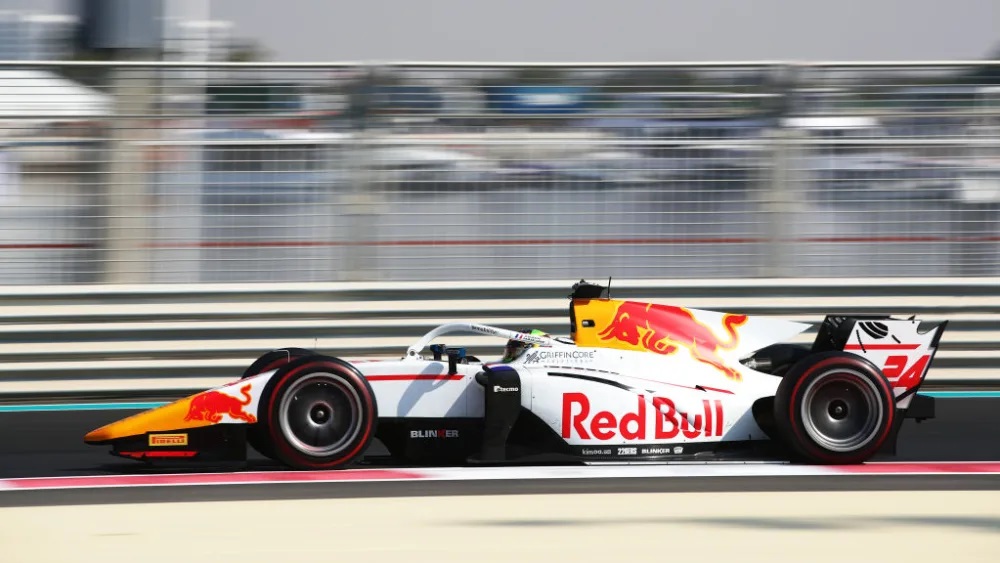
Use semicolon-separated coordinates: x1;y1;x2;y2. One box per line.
0;277;997;400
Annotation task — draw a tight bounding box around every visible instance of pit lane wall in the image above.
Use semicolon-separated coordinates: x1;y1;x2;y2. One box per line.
0;277;996;398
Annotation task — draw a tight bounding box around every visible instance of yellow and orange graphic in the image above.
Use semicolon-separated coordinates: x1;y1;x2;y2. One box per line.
574;299;748;381
84;383;257;443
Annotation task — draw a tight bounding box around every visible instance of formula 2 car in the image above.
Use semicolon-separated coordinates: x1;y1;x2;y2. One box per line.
84;280;945;469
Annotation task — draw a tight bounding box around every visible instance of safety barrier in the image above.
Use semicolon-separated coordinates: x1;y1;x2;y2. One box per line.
3;60;1000;285
0;277;997;399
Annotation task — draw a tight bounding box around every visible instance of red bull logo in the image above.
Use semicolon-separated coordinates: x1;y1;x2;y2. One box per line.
184;383;257;424
597;302;748;381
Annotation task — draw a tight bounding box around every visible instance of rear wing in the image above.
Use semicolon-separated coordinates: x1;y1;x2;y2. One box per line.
812;315;948;409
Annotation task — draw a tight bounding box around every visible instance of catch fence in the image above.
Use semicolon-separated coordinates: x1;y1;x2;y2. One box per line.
1;60;998;284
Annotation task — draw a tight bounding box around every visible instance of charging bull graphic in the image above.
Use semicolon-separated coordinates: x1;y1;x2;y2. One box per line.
598;302;748;381
184;383;258;424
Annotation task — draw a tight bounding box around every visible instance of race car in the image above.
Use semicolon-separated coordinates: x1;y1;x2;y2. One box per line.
84;280;945;469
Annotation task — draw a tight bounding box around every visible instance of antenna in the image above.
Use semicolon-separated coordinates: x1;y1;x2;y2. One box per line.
607;276;612;299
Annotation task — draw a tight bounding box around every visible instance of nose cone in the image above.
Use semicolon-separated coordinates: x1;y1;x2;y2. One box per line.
84;422;120;444
83;397;205;444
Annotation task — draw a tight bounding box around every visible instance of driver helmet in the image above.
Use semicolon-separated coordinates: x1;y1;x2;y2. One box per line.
502;328;549;362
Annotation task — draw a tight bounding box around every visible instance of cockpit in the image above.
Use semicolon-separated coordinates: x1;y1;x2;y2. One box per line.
500;328;552;363
404;280;611;367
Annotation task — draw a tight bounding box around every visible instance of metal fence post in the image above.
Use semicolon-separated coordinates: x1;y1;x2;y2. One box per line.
341;64;383;281
759;64;797;277
102;62;153;283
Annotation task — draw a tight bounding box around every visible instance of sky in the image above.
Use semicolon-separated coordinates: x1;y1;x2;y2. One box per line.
10;0;1000;62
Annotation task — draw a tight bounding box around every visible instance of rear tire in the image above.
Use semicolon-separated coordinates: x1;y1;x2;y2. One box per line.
260;356;377;470
773;350;895;464
241;348;315;460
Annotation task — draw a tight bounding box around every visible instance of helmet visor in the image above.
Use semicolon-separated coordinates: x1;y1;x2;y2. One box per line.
502;340;530;362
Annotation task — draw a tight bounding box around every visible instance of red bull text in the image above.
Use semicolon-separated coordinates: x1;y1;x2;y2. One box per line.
561;393;724;441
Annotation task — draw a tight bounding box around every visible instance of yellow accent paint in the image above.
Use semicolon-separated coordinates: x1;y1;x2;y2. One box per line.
83;396;212;443
572;298;642;351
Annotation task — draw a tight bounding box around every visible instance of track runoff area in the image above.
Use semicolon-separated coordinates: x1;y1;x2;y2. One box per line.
0;397;997;563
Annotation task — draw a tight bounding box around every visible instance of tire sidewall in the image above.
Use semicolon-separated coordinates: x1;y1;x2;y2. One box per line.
774;351;896;464
261;356;377;470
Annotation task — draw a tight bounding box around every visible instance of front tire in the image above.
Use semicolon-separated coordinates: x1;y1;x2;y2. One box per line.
241;348;315;460
260;356;377;470
773;350;895;464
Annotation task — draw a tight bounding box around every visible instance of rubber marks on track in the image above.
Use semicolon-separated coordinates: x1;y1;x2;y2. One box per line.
0;462;998;492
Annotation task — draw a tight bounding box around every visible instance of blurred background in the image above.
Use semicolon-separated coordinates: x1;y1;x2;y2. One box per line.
2;9;999;559
0;0;998;286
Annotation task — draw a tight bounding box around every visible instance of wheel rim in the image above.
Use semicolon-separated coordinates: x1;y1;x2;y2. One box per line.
799;369;884;452
277;372;364;457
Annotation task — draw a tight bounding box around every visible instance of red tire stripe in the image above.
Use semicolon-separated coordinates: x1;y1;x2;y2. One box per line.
787;356;895;464
266;360;376;469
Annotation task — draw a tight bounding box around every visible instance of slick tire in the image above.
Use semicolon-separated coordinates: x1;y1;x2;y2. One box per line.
773;350;895;465
259;356;377;470
241;348;315;460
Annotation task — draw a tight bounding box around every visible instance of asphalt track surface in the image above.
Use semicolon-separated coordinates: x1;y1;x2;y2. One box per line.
0;397;998;506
